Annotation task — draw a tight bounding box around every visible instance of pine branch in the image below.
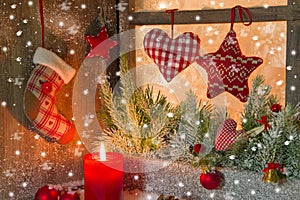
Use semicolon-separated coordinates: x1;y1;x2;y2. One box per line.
241;75;278;131
97;55;180;156
168;91;214;164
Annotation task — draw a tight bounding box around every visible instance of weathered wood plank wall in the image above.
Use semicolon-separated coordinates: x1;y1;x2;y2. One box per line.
0;0;117;198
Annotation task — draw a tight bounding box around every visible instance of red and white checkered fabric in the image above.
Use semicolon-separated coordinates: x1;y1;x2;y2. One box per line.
26;64;72;140
143;28;200;82
215;118;238;151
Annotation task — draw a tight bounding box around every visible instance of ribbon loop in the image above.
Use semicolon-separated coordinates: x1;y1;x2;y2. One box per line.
166;9;178;39
263;162;284;173
230;5;252;30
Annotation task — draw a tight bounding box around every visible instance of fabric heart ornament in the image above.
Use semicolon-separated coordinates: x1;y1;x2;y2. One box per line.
143;28;200;82
215;118;243;151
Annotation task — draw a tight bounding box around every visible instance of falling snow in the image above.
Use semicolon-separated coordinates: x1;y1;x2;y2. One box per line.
67;24;80;35
59;1;72;11
74;147;83;157
12;130;24;140
1;0;299;199
116;2;128;12
81;130;93;138
40;161;53;171
83;114;94;127
4;169;16;177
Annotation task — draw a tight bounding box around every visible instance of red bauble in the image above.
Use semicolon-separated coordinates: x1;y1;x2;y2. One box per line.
35;185;60;200
200;171;221;190
60;192;80;200
193;143;204;154
271;104;282;113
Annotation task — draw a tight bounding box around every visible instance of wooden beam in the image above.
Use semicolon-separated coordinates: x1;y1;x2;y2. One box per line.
286;20;300;105
129;5;300;25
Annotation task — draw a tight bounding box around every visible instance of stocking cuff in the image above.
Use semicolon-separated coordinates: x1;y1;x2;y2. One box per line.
33;47;76;84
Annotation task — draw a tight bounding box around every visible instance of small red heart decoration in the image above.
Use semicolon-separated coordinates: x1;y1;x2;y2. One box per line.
143;28;200;82
49;121;53;125
215;118;239;151
45;101;49;105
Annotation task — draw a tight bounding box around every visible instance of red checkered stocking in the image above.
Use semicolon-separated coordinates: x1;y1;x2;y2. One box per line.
23;47;76;144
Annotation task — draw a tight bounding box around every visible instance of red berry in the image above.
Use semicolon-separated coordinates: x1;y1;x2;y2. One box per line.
271;104;282;113
193;143;203;154
200;171;221;190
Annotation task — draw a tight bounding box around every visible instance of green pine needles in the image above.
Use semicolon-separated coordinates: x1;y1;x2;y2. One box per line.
97;55;181;157
224;76;300;178
97;56;300;179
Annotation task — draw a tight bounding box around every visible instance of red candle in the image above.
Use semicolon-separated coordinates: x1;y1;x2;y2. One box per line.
84;144;123;200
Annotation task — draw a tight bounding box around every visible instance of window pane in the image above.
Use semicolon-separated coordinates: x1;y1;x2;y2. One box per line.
135;21;286;126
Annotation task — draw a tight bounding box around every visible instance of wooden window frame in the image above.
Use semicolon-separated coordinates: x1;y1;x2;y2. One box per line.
123;0;300;105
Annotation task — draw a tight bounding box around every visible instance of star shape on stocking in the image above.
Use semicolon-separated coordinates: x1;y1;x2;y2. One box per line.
196;30;263;102
85;26;118;62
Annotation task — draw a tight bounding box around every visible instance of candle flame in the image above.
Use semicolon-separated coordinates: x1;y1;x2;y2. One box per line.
100;143;106;161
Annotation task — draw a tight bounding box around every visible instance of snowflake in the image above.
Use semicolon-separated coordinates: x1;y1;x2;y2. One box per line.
16;30;22;36
83;89;89;95
96;75;108;84
67;24;80;35
240;29;248;37
83;114;95;127
74;147;83;157
11;4;17;9
257;85;267;96
40;161;53;170
81;130;93;138
4;169;16;177
2;46;8;52
59;1;72;11
12;130;24;140
116;2;128;12
224;192;235;200
263;23;276;34
8;77;25;88
1;101;7;107
14;77;25;88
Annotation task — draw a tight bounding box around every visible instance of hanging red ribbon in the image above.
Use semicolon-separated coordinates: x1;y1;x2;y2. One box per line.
256;116;270;131
38;0;45;47
230;5;252;30
263;162;284;173
166;9;178;39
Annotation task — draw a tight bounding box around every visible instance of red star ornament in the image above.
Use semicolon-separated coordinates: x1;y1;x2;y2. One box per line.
85;26;118;62
196;30;263;102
